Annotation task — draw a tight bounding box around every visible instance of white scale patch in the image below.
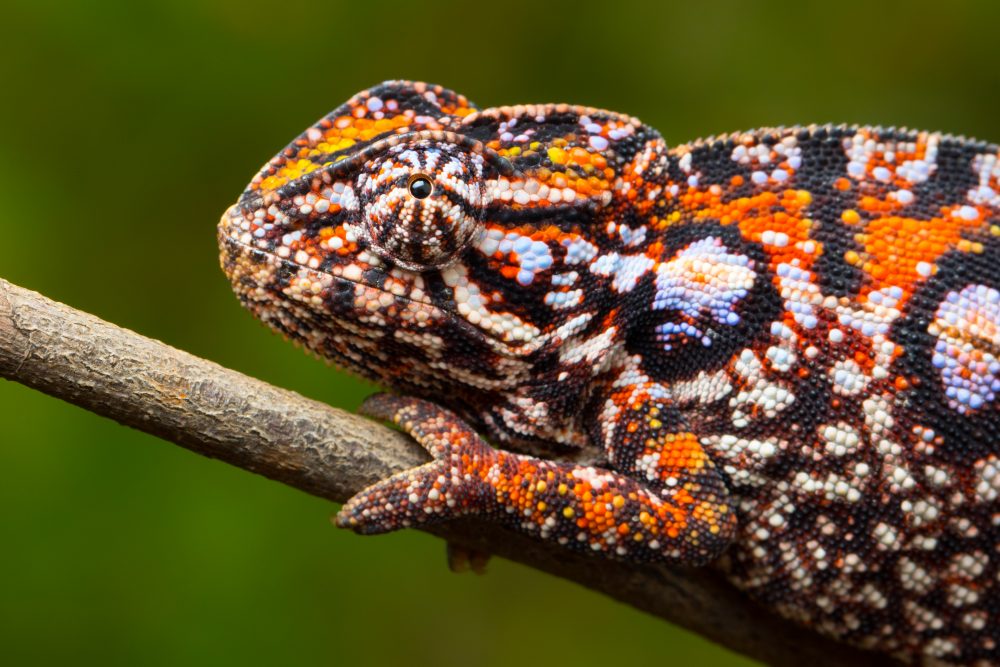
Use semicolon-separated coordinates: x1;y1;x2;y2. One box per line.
393;328;445;358
590;252;655;292
607;221;648;247
729;349;795;428
492;174;598;207
835;286;905;337
777;262;822;330
843;131;940;185
929;283;1000;413
819;422;863;457
972;455;1000;503
731;134;802;185
559;326;618;367
550;270;579;286
670;367;734;405
561;236;599;264
440;262;540;343
703;433;783;489
791;469;866;503
968;151;1000;207
477;230;553;286
543;289;584;309
653;237;756;349
829;358;870;396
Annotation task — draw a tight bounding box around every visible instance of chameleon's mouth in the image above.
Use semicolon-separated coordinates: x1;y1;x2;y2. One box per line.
218;231;435;307
218;227;530;358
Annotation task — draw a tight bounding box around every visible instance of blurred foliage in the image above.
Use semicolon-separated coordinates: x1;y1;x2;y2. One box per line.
1;1;997;665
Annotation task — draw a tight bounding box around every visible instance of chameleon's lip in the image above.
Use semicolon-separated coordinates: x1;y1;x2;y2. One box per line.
218;231;535;358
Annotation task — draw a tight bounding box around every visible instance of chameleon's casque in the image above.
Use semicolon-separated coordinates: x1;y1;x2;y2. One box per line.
220;80;999;665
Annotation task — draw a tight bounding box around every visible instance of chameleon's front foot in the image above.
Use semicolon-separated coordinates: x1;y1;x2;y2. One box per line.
337;394;734;565
335;394;496;534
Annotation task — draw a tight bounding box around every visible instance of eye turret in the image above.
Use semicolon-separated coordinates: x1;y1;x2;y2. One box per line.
359;141;488;271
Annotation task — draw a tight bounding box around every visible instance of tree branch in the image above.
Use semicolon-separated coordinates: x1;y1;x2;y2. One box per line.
0;277;891;667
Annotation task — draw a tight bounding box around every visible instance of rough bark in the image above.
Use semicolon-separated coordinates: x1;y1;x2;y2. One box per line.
0;277;894;667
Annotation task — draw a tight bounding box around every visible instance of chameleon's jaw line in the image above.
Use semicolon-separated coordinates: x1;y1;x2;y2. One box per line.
217;231;536;359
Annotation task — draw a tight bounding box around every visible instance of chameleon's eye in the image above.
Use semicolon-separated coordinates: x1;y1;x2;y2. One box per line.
407;174;433;199
359;141;489;271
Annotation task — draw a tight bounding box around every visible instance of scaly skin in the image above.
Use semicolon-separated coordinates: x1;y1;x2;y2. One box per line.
219;81;999;665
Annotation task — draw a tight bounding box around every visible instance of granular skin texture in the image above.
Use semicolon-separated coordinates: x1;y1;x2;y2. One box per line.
220;81;1000;665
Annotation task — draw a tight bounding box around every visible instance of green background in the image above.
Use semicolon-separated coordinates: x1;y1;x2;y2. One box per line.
1;1;997;665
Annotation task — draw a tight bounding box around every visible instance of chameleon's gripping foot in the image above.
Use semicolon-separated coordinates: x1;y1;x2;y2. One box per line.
335;394;496;534
338;394;736;566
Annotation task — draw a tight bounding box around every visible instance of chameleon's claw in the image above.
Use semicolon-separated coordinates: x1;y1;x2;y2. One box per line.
335;394;496;534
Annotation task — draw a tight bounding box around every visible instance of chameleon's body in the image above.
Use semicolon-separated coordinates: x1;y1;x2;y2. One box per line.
219;81;999;665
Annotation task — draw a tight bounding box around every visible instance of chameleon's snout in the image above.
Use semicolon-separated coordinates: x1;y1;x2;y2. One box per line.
216;205;243;273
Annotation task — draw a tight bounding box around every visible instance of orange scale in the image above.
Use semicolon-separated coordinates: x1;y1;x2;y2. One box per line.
774;211;793;226
871;264;891;280
674;488;696;506
498;265;520;281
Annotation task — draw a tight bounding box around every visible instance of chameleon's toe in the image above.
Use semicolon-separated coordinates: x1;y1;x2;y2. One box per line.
446;541;491;574
335;394;496;534
334;459;451;533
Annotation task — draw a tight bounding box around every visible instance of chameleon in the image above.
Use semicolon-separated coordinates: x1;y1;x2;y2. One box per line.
218;80;999;665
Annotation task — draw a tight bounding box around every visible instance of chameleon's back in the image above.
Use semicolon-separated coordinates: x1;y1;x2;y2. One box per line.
219;81;999;665
660;126;1000;664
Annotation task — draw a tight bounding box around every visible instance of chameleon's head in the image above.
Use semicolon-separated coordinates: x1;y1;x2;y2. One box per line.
219;80;660;400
